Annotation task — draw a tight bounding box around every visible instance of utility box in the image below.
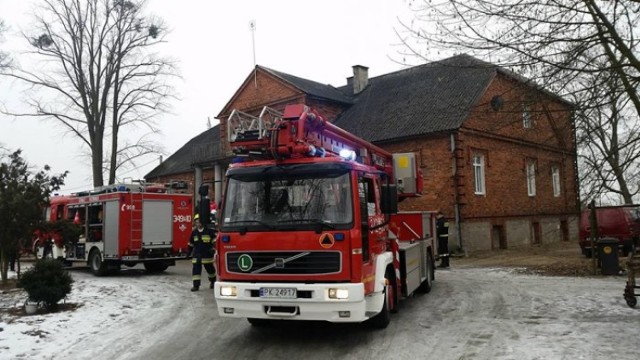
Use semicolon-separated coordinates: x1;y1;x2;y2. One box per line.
393;153;418;195
598;237;620;275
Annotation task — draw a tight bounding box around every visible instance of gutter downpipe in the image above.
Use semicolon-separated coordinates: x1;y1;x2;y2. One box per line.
451;133;466;256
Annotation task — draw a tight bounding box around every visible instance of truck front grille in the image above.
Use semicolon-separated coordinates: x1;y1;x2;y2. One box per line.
226;251;341;275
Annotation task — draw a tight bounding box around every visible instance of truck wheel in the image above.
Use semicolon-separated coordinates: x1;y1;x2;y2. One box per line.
388;270;399;314
89;249;107;276
417;253;434;294
144;262;169;273
33;240;43;259
583;248;593;258
33;240;52;260
369;286;391;329
370;268;394;329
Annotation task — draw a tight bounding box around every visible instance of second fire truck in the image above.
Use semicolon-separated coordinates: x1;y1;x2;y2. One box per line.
214;104;436;328
34;181;193;275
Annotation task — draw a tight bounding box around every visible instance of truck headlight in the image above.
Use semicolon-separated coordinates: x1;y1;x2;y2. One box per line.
220;286;237;297
328;288;349;299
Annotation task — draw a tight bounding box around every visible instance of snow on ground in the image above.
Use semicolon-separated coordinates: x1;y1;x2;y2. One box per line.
0;264;199;360
1;262;639;360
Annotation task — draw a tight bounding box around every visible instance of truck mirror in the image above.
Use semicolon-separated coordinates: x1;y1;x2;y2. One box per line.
381;184;398;214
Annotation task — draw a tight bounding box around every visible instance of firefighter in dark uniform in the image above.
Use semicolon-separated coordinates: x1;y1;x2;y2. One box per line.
189;214;217;291
436;211;450;268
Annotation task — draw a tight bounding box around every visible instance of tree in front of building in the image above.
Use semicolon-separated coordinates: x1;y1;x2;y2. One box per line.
0;149;67;283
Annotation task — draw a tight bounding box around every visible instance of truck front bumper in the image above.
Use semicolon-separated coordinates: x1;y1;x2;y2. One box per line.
214;281;382;323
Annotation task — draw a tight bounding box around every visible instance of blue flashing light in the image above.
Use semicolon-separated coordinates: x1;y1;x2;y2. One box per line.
335;233;345;241
307;145;326;158
221;235;231;243
307;145;317;157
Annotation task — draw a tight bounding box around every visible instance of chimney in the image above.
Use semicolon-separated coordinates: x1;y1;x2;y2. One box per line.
352;65;369;94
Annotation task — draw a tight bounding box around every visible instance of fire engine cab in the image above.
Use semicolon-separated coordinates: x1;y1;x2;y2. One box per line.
214;104;436;328
35;181;193;275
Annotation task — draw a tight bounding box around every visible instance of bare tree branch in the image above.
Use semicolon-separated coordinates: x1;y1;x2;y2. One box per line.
2;0;176;188
400;0;640;204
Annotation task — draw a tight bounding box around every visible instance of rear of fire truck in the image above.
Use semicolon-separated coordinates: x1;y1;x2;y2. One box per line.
214;104;432;328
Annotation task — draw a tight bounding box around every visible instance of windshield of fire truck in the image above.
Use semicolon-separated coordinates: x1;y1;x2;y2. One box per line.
222;170;353;230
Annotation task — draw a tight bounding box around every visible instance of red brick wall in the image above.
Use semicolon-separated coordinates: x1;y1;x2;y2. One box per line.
381;136;453;215
457;132;578;218
228;70;301;113
217;69;349;156
376;74;579;250
460;74;578;218
306;99;346;122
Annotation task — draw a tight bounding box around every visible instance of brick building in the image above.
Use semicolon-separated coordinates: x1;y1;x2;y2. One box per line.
146;54;579;252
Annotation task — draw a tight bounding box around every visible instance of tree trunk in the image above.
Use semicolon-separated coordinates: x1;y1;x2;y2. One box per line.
109;126;118;185
92;137;104;187
0;248;8;283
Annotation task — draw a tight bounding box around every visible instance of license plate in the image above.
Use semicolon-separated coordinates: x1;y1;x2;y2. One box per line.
259;287;297;299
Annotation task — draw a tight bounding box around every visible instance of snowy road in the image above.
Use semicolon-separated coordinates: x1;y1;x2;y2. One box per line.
2;261;639;360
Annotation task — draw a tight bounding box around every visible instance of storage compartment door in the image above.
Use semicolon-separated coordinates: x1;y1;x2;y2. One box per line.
142;200;173;247
104;200;120;257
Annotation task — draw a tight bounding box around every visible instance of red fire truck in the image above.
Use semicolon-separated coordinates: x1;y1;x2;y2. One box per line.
214;104;436;328
34;181;193;275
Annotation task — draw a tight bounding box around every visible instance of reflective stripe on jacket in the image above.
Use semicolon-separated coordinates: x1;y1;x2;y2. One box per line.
189;227;216;257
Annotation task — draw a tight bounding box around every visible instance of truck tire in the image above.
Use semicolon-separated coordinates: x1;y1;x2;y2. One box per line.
89;249;108;276
33;240;43;259
417;253;434;294
370;287;391;329
33;240;52;260
370;268;395;329
144;262;169;273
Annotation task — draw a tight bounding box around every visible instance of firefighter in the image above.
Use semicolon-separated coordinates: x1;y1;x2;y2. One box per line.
436;211;450;268
188;214;217;291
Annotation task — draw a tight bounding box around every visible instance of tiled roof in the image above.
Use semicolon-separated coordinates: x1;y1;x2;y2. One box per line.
259;66;353;105
145;125;219;179
333;54;497;142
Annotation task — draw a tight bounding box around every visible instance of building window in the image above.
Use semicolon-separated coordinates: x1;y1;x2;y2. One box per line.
551;166;561;197
523;103;532;128
526;160;536;196
473;154;485;195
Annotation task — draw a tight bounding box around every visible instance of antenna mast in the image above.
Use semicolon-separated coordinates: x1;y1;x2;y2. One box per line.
249;19;257;88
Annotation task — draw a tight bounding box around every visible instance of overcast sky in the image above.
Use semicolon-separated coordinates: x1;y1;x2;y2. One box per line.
0;0;416;193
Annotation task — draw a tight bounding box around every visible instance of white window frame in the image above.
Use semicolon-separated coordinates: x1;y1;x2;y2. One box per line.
473;154;485;195
526;160;536;196
523;103;532;129
552;166;561;197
